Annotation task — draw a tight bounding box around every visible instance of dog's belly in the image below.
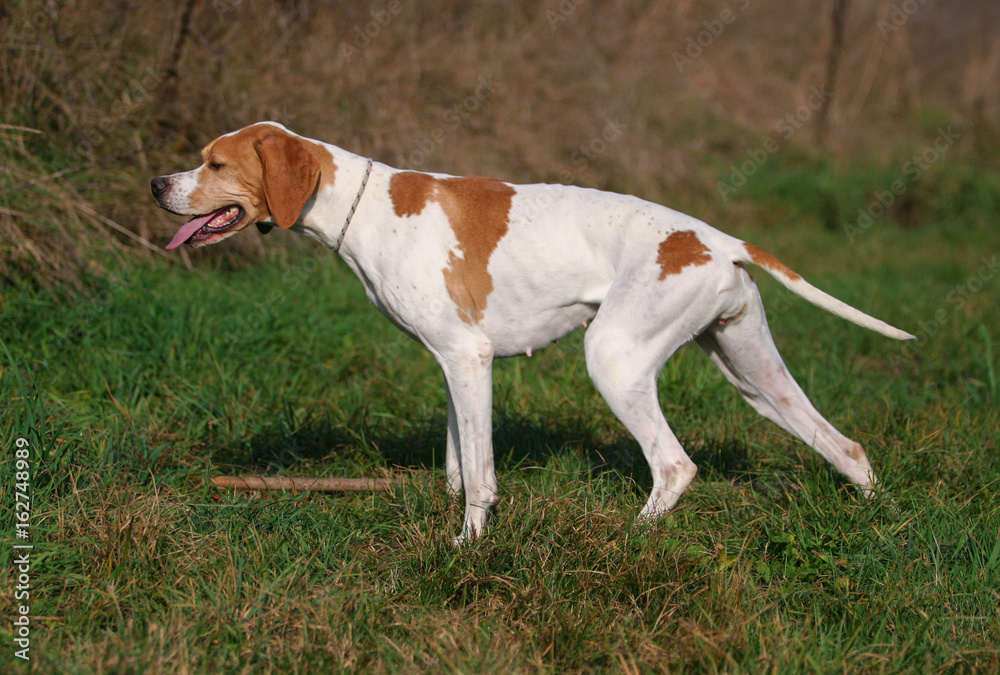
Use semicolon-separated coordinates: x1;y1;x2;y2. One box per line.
487;300;601;358
480;193;619;356
472;229;611;356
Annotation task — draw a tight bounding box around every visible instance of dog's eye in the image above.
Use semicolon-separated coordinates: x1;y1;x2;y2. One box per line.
208;161;225;171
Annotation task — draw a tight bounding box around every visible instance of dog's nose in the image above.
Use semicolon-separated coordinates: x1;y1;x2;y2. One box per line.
150;176;168;198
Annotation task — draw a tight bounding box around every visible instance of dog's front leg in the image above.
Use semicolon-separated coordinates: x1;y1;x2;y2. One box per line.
444;380;463;495
433;338;497;545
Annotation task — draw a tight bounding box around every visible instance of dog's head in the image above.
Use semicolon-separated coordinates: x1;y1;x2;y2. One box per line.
151;122;329;249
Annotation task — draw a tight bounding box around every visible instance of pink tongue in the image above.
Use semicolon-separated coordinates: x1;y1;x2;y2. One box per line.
165;211;220;250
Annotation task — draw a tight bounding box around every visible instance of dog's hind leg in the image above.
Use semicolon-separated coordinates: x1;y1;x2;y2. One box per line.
695;268;878;496
583;266;726;520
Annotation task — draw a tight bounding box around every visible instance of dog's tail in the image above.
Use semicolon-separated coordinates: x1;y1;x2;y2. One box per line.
727;238;915;340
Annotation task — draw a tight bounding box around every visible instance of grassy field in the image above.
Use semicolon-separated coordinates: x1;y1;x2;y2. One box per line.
1;195;998;672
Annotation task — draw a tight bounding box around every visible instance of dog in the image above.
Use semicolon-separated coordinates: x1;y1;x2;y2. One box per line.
151;122;913;543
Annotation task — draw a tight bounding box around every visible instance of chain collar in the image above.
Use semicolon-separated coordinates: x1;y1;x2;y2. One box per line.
331;158;373;251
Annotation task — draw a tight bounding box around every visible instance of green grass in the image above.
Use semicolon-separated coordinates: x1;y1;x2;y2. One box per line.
1;213;999;672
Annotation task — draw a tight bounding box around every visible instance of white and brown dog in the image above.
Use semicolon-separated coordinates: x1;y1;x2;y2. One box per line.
152;122;912;543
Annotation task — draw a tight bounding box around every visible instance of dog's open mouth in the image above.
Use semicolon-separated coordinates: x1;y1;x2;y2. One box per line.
165;205;245;250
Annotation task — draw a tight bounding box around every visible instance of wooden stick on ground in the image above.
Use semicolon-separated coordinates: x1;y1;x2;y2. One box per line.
211;476;405;493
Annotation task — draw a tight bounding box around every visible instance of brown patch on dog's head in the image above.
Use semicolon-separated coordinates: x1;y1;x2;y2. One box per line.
190;123;328;229
185;126;270;228
156;122;334;248
657;230;712;280
390;171;437;217
744;243;802;281
390;172;515;324
251;132;321;229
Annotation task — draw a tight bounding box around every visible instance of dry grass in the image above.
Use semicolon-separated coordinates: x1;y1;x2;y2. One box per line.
1;0;998;286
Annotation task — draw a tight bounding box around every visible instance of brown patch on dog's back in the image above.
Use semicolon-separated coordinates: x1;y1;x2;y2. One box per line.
438;177;515;324
744;243;802;281
390;172;515;324
390;172;437;217
657;230;712;280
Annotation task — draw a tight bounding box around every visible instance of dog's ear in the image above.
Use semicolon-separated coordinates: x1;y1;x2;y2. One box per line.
254;134;320;229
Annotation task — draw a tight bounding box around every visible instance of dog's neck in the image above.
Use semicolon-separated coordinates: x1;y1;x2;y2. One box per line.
294;144;377;252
